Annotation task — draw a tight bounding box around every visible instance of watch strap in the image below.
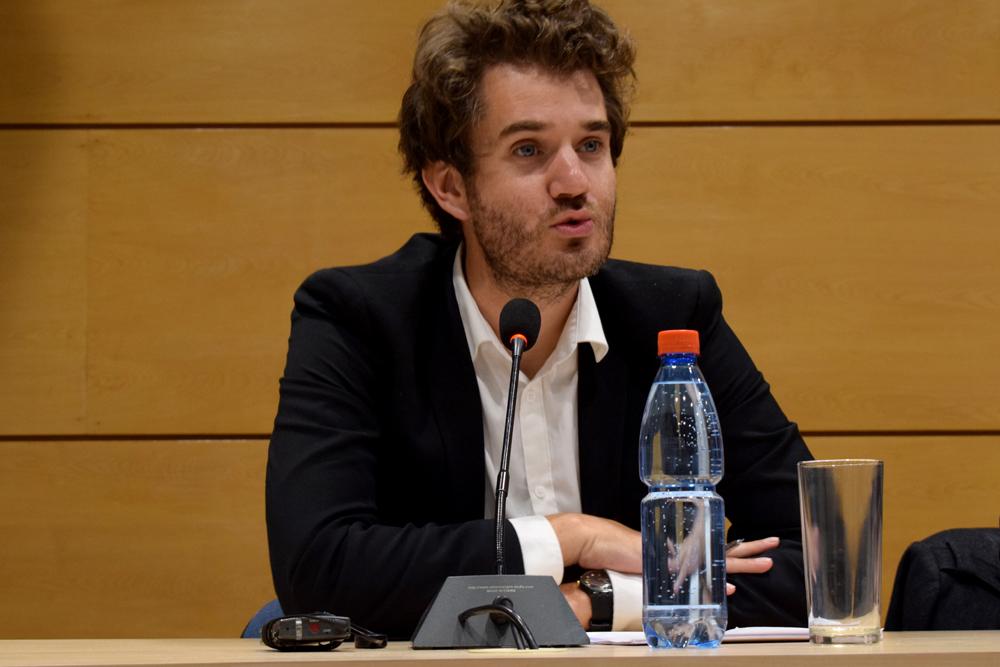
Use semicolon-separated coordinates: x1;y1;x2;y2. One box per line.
578;569;614;631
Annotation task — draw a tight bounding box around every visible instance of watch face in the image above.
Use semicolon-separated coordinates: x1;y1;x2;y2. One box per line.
580;570;612;595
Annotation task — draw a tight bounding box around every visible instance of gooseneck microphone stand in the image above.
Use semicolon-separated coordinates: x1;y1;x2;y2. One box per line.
411;299;588;650
494;330;528;576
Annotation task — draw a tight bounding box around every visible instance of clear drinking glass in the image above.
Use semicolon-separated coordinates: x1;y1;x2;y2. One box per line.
797;459;883;644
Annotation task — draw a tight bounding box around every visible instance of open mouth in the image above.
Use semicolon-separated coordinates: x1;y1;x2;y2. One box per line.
553;217;594;236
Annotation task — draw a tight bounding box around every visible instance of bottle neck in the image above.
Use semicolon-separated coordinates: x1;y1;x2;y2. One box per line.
660;352;698;366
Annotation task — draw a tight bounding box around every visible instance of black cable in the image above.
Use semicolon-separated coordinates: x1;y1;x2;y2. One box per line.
457;602;539;649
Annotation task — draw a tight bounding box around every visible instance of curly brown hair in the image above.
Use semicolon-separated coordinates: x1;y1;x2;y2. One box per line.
398;0;636;240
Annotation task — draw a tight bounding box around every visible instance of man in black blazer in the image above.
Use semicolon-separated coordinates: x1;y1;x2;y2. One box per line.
266;0;811;639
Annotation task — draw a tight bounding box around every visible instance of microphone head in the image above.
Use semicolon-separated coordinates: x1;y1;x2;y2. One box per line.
499;298;541;352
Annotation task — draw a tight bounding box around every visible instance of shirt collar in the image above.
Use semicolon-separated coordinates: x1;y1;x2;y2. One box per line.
452;245;609;365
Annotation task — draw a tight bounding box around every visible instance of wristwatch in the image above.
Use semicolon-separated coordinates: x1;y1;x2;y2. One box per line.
578;569;613;631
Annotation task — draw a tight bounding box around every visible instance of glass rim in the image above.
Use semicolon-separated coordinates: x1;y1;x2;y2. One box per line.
798;458;883;468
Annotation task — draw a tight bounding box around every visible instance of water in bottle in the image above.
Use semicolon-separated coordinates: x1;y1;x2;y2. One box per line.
640;329;727;648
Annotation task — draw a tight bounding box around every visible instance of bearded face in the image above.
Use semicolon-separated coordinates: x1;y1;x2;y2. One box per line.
467;185;614;298
460;65;618;301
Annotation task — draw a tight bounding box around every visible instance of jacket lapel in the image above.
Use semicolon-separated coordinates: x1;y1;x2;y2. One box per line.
577;343;628;518
426;254;633;521
427;268;485;518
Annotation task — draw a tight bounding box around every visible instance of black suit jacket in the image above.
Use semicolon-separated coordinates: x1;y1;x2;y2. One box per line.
885;528;1000;631
266;233;811;638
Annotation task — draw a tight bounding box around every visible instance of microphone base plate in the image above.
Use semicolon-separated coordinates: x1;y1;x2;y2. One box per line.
411;575;589;649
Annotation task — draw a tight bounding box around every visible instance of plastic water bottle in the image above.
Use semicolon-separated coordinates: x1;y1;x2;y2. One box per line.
639;329;727;648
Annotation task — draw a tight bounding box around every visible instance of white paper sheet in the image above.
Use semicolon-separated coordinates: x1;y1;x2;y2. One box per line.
587;627;810;645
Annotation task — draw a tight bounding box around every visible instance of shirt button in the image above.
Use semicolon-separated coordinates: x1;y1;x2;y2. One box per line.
534;485;547;499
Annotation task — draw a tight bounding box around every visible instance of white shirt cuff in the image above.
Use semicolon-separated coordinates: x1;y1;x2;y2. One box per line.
508;515;564;584
607;570;642;631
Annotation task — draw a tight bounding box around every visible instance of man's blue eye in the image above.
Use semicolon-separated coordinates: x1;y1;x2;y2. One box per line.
581;139;602;153
514;144;538;157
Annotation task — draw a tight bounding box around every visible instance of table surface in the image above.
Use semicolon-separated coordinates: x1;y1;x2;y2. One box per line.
0;633;998;667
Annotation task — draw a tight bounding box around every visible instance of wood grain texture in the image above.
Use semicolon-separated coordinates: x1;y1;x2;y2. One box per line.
0;439;273;639
1;0;998;124
83;129;427;434
617;125;1000;431
0;0;436;124
1;635;999;666
808;436;1000;626
0;133;88;434
0;436;994;638
619;0;1000;122
1;125;998;435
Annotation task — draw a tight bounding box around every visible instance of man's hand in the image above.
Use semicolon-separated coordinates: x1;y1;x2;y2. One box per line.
547;514;779;626
725;536;779;595
547;513;639;629
546;513;641;573
559;582;592;629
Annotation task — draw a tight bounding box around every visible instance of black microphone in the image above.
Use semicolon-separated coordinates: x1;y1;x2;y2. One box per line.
411;297;588;649
499;298;541;354
494;299;541;575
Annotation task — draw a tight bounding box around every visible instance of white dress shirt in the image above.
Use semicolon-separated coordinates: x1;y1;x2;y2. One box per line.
452;248;640;631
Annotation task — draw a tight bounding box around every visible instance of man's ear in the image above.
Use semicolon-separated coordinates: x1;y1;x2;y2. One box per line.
421;161;471;222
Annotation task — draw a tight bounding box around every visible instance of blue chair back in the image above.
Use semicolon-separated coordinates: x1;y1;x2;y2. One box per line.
242;599;285;638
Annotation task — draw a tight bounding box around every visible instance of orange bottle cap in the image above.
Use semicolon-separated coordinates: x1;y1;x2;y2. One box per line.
658;329;700;356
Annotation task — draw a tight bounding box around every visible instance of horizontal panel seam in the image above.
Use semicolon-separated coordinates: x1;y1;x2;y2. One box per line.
0;434;271;442
2;119;1000;131
1;430;999;442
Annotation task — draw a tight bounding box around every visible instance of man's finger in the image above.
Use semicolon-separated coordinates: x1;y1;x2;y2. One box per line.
726;536;779;558
726;555;774;574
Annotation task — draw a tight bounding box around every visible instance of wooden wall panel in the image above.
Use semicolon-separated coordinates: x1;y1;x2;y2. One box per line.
2;126;998;434
619;0;1000;122
2;0;998;124
0;436;994;638
618;125;1000;431
0;133;88;434
0;440;273;639
0;0;436;124
808;436;1000;624
84;129;427;434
